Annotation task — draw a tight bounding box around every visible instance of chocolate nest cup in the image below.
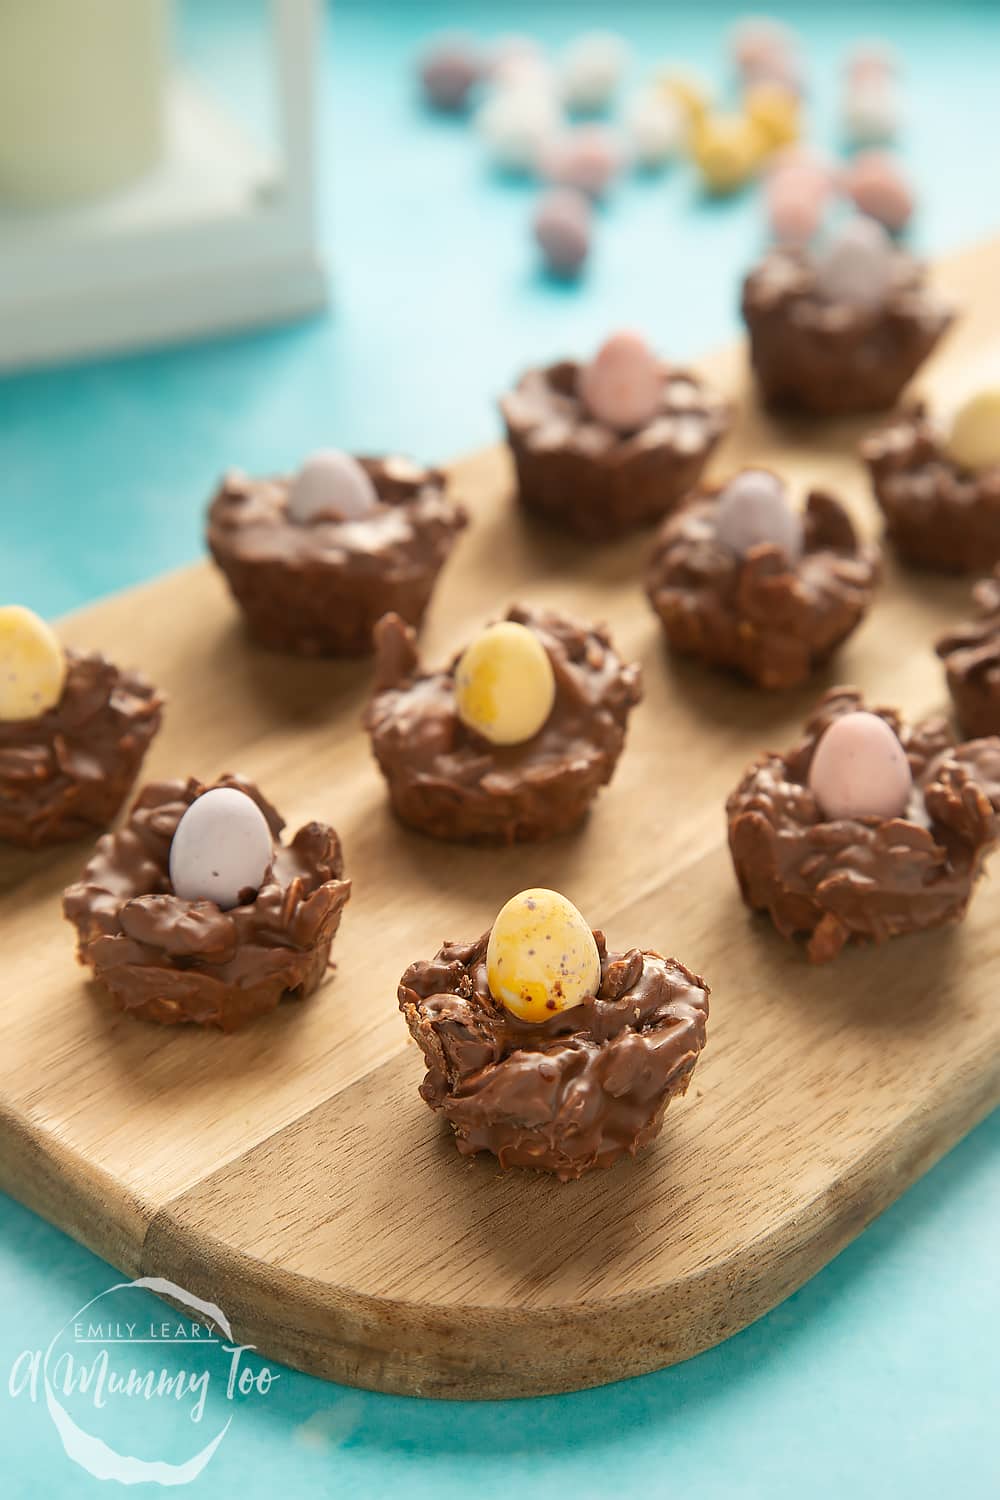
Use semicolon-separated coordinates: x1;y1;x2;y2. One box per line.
63;775;351;1030
645;484;881;690
861;404;1000;572
0;651;162;849
206;457;467;656
399;930;709;1180
499;360;730;541
727;686;1000;963
936;568;1000;737
364;605;642;844
741;249;953;416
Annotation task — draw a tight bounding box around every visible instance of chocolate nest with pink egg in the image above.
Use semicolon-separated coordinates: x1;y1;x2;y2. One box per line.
861;404;1000;573
0;652;162;849
63;775;351;1030
741;248;953;416
364;606;642;844
727;687;1000;963
206;456;467;656
398;931;710;1180
500;360;730;541
645;483;880;690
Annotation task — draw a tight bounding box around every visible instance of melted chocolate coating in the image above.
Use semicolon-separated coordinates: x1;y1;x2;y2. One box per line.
500;360;730;541
207;456;467;656
742;249;953;416
63;775;351;1030
646;483;881;690
364;605;642;844
399;930;709;1180
0;651;162;848
937;568;1000;736
862;405;1000;572
727;686;1000;962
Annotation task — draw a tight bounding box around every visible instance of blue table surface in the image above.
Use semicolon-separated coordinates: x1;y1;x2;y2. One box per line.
1;2;998;1496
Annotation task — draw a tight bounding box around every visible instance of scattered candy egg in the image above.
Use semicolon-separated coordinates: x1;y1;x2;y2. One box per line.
693;114;764;195
477;84;561;174
0;605;67;722
533;188;592;276
842;77;900;147
714;470;804;561
946;389;1000;472
765;160;830;245
579;330;664;432
418;35;483;112
539;125;623;197
169;787;274;911
624;88;685;169
744;80;800;152
486;888;602;1023
730;15;798;77
559;31;629;114
844;150;914;233
454;621;556;746
287;449;379;524
808;712;913;823
489;34;547;88
814;215;895;307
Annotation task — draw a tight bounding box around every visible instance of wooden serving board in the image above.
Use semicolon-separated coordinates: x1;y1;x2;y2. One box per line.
2;239;999;1401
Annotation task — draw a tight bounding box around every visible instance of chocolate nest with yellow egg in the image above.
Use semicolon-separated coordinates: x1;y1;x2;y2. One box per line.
364;605;642;844
63;775;351;1030
727;687;1000;963
0;649;163;849
399;891;710;1180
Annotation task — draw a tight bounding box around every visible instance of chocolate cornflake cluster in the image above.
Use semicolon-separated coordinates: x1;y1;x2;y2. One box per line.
727;687;1000;962
937;568;1000;737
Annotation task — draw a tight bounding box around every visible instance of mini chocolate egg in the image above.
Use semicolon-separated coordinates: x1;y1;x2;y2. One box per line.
169;787;274;911
946;389;1000;472
559;31;629;113
489;34;548;88
841;78;900;146
765;161;829;245
539;125;622;197
624;88;685;169
714;470;804;561
730;16;798;77
808;711;912;822
814;215;895;307
0;605;67;722
692;114;765;195
477;84;561;174
454;621;556;746
287;449;379;524
844;150;914;233
579;330;663;432
419;35;483;112
486;887;601;1023
533;187;592;275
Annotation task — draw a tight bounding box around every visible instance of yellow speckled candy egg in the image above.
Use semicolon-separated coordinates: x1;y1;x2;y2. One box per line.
486;887;602;1023
744;80;800;152
693;114;765;194
454;621;555;746
946;389;1000;472
0;605;67;722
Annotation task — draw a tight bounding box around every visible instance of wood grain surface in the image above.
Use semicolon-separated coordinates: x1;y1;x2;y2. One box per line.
1;238;998;1399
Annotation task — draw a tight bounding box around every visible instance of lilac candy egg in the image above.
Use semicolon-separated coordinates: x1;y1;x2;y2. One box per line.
578;330;663;432
814;215;895;307
169;787;274;911
533;188;591;275
808;711;913;822
714;469;804;561
287;449;379;524
419;36;483;112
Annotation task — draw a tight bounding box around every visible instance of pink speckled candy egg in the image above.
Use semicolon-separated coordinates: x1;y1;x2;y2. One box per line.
419;35;483;112
169;787;274;911
808;711;913;822
714;469;803;561
287;449;379;524
533;188;592;275
578;330;663;432
765;160;831;245
814;215;895;307
539;125;623;197
844;150;914;233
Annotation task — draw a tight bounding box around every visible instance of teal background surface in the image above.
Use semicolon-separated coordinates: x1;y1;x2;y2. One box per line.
1;2;998;1495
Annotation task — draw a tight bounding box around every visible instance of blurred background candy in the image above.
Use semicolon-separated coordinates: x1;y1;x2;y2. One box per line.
844;149;914;232
419;34;484;113
624;88;685;170
814;215;896;305
540;125;624;197
559;31;630;114
533;187;592;276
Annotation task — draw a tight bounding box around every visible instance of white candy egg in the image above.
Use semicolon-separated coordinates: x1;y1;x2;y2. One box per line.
287;450;379;524
814;215;895;308
714;470;804;561
559;32;630;113
477;85;561;174
169;787;274;911
625;89;685;168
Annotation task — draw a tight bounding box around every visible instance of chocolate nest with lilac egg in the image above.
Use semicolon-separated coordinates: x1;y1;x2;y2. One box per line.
398;888;710;1181
0;606;162;849
645;468;880;690
63;777;351;1030
936;567;1000;738
861;391;1000;573
726;687;1000;963
207;448;467;656
500;330;730;541
364;605;641;844
742;217;954;416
